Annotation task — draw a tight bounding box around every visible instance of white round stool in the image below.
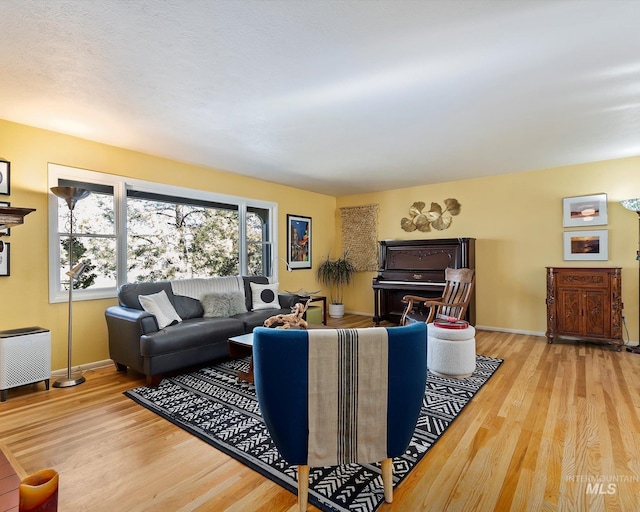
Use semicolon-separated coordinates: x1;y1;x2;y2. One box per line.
427;322;476;378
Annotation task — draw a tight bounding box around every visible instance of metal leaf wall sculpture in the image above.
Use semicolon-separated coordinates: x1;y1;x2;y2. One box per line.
401;199;461;232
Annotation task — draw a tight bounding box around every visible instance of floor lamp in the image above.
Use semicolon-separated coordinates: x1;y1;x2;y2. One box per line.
621;198;640;354
51;186;91;387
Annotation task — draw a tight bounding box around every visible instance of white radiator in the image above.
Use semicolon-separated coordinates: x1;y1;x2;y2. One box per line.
0;327;51;401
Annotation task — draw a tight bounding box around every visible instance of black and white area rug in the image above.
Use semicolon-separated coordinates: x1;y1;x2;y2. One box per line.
125;355;503;512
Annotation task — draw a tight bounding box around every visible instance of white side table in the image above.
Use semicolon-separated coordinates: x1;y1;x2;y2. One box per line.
0;327;51;401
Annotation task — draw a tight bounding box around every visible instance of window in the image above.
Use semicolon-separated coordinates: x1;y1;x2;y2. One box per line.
48;164;277;302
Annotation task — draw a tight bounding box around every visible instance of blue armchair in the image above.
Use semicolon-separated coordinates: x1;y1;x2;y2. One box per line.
253;322;427;511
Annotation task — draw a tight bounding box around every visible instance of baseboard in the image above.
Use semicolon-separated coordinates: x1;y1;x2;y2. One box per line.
51;359;114;376
475;325;546;337
345;311;548;338
345;310;373;317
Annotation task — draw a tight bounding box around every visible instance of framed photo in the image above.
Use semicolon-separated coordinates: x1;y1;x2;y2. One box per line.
0;201;9;236
563;230;608;261
563;193;607;227
287;214;311;269
0;160;9;195
0;243;9;276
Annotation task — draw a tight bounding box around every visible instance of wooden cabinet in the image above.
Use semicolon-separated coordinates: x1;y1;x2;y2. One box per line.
545;267;623;350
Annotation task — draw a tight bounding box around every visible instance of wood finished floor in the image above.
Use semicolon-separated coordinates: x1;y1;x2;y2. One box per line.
1;315;640;511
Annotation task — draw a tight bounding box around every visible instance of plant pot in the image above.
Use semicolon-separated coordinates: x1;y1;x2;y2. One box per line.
328;303;345;318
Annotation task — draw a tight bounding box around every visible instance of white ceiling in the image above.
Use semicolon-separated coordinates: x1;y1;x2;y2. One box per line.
1;1;639;196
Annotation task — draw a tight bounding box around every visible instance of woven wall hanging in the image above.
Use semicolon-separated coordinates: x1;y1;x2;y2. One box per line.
340;204;379;271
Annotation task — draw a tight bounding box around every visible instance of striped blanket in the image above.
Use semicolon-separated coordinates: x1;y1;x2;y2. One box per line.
170;276;244;301
307;328;389;467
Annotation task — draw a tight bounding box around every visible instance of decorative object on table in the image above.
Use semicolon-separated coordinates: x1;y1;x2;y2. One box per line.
340;203;379;271
563;193;608;227
0;204;36;253
50;186;91;388
19;468;59;512
286;214;311;269
400;199;461;232
0;160;9;195
263;299;311;329
316;252;356;318
563;229;608;260
125;352;503;512
434;316;470;329
620;197;640;354
283;288;320;298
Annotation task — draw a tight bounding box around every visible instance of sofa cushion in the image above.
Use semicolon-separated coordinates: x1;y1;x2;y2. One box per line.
140;317;245;357
119;281;174;310
233;307;293;332
250;282;281;310
201;291;247;318
242;276;269;310
173;295;204;320
138;290;182;329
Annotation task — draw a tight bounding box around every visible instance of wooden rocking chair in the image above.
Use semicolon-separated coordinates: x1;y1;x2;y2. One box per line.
400;268;475;325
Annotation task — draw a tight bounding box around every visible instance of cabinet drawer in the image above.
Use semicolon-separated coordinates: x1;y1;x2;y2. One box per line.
557;271;610;288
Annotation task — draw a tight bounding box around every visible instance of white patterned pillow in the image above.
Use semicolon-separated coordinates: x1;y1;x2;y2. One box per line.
201;291;247;318
250;282;281;310
138;290;182;329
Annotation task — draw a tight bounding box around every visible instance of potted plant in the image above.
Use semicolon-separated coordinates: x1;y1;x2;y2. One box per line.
316;252;356;318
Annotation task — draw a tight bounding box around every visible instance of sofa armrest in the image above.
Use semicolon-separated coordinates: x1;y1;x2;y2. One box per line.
106;305;159;334
278;293;306;310
105;306;159;373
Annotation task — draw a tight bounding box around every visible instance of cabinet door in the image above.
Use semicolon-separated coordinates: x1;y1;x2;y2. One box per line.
558;288;581;335
584;289;609;338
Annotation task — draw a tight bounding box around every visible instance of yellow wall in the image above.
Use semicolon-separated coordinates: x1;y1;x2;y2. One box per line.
3;117;639;373
1;119;336;370
338;157;640;342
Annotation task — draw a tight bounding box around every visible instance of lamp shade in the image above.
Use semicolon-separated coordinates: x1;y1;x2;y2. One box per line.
621;198;640;213
50;186;90;210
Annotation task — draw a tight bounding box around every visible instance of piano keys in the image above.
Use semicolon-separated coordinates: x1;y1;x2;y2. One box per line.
372;238;475;325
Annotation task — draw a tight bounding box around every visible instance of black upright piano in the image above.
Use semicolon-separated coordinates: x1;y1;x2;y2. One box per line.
372;238;476;325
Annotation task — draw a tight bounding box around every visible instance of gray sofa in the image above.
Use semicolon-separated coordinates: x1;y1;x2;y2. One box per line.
105;276;303;386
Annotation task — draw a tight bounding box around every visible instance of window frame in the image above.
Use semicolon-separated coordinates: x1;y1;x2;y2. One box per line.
48;164;279;303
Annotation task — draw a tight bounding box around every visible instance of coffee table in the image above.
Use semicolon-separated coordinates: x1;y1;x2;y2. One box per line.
228;326;326;384
227;333;255;383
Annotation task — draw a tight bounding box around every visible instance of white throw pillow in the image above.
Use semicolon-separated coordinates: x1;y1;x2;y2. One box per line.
139;290;182;329
250;282;281;310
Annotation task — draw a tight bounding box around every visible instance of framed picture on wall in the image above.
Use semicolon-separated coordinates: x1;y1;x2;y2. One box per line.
563;230;608;261
287;214;311;269
0;160;9;195
0;243;10;276
0;201;9;236
562;193;607;227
